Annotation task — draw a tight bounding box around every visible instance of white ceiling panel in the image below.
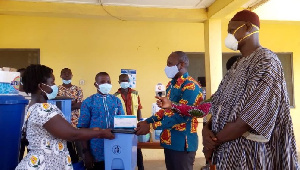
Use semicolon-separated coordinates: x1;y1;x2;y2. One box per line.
99;0;214;8
17;0;215;9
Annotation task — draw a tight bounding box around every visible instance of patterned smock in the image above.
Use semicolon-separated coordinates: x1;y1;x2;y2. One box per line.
16;103;73;170
77;93;125;162
58;85;83;127
210;47;299;169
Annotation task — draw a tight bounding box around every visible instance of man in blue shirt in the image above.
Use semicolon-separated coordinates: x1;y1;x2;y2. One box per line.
136;51;203;170
77;72;125;170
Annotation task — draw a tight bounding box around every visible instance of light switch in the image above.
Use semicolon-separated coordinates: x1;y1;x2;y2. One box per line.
79;80;85;85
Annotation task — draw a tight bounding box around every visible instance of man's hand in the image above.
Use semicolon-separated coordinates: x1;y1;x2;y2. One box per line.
83;151;94;169
135;121;150;135
203;147;214;162
202;124;218;150
155;96;172;109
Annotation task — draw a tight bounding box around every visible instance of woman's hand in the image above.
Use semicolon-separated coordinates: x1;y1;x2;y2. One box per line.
93;127;114;139
155;96;172;109
101;129;115;139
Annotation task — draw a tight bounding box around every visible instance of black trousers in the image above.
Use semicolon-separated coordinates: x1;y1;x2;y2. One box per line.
67;141;79;163
164;148;196;170
19;139;29;162
137;148;144;170
86;161;105;170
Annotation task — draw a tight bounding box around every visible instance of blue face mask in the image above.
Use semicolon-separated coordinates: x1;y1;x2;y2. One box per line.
41;84;58;100
97;83;112;95
120;82;130;89
62;79;72;84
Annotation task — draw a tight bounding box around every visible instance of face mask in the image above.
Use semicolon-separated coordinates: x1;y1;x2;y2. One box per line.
97;83;112;94
62;79;72;84
120;82;130;89
41;84;58;100
164;65;179;79
225;24;259;51
225;33;239;51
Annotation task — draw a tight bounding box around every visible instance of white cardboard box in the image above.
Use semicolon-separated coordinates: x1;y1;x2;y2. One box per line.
114;115;137;128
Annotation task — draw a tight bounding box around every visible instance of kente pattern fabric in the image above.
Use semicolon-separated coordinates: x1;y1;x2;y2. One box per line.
210;47;299;169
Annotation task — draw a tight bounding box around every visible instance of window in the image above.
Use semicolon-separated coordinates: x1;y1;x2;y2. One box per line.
0;48;40;69
186;52;205;86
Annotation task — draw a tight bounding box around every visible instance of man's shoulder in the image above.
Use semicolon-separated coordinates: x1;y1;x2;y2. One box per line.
130;89;139;95
113;90;121;96
108;94;122;103
251;47;282;72
72;85;82;90
185;76;201;87
108;94;120;99
83;94;97;102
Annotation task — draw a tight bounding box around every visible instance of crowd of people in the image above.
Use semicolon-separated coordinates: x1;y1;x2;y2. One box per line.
16;9;298;170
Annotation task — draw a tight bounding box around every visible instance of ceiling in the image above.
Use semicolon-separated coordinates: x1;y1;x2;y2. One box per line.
254;0;300;21
10;0;300;21
19;0;216;9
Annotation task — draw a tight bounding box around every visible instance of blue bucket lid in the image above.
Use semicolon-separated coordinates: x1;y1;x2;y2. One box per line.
0;95;29;104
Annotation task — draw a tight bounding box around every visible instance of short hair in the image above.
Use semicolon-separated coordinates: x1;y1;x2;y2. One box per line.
22;64;53;94
174;51;189;68
119;74;129;80
17;68;26;73
226;55;241;70
60;68;71;74
18;68;26;77
95;72;109;80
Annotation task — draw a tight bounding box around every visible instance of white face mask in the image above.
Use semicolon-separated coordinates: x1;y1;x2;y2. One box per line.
164;65;179;79
62;79;72;85
120;82;130;89
97;83;112;94
225;33;239;51
225;23;259;51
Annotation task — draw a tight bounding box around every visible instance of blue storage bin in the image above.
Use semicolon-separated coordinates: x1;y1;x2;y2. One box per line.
104;133;137;170
138;133;150;142
0;95;28;170
47;96;72;123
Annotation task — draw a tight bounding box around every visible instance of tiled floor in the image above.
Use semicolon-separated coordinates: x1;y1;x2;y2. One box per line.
139;158;206;170
141;156;300;170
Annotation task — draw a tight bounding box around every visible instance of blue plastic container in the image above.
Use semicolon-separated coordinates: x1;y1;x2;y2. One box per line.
138;133;150;142
0;83;19;95
47;96;72;123
0;95;28;170
104;132;137;170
